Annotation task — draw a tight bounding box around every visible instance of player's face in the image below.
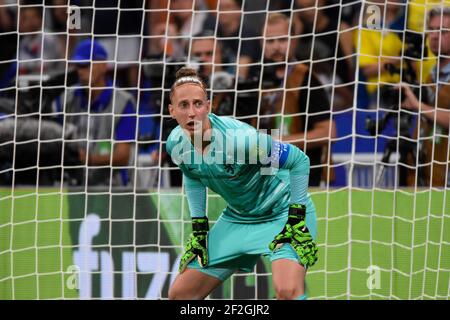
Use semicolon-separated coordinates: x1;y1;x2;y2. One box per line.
218;0;241;35
169;84;210;136
171;0;193;21
295;0;317;24
76;62;107;87
263;20;290;62
19;8;42;33
428;15;450;57
191;39;221;76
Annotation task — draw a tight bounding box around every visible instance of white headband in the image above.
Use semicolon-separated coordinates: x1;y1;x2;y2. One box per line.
174;76;202;86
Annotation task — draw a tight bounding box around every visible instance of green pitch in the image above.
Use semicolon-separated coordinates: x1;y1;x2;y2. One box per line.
0;189;77;299
306;189;450;299
1;188;449;299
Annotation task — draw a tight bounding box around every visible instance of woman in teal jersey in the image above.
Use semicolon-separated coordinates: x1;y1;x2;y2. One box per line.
167;67;318;300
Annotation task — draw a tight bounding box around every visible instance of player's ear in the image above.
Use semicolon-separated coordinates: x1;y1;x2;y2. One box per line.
206;100;211;113
168;104;175;118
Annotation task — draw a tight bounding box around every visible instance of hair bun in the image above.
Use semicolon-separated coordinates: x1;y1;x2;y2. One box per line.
175;67;198;80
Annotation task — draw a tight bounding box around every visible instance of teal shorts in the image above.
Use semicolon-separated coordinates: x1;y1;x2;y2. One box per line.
188;199;317;281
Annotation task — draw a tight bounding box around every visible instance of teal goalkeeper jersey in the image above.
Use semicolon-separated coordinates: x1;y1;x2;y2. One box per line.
166;113;311;222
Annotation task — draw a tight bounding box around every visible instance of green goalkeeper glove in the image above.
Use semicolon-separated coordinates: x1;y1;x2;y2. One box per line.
179;217;209;273
269;204;318;268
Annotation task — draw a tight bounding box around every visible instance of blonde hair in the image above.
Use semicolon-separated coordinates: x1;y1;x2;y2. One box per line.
170;67;207;101
267;12;290;26
428;6;450;22
265;12;296;36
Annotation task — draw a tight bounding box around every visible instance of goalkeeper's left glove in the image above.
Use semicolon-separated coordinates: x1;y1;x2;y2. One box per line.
179;217;209;273
269;204;318;268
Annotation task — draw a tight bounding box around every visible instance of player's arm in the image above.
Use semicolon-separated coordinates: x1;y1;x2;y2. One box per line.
179;174;209;273
268;140;318;268
166;134;210;273
82;100;136;166
80;142;131;166
401;84;450;130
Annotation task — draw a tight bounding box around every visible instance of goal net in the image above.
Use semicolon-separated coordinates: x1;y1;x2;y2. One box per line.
0;0;449;300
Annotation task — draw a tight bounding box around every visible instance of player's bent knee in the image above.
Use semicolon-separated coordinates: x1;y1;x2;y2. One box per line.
168;283;202;300
168;285;181;300
275;288;298;300
169;269;221;300
168;276;196;300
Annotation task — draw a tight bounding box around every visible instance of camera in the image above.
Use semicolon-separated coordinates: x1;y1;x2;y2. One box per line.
364;33;429;186
142;54;190;90
212;64;282;121
403;31;426;60
0;69;84;186
365;61;426;137
365;84;406;136
365;28;428;136
212;73;261;119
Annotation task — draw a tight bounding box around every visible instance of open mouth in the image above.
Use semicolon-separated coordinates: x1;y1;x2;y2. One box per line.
186;120;200;130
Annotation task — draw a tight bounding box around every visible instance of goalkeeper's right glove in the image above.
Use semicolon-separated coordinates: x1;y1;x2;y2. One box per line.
269;204;318;268
179;217;209;273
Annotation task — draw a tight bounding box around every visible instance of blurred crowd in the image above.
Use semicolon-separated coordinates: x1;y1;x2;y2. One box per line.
0;0;448;189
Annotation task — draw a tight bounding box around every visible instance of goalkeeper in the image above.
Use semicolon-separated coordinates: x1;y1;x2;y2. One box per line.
167;67;318;300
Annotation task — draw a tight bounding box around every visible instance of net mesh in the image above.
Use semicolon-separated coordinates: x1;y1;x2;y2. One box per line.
0;0;449;299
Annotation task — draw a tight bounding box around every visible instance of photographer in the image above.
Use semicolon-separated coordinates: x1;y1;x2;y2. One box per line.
53;39;137;187
259;13;336;187
0;109;80;186
0;65;80;186
357;0;404;108
17;3;65;75
190;33;228;85
190;32;237;116
402;7;450;187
